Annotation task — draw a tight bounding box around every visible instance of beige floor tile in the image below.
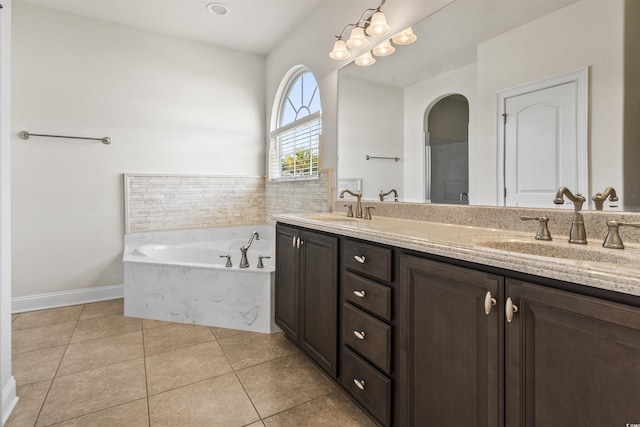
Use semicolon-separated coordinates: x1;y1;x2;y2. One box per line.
51;399;149;427
13;346;65;385
36;358;147;426
11;313;17;322
5;380;51;427
218;331;297;370
143;322;215;356
12;322;76;354
237;352;335;418
142;318;174;329
211;326;249;340
58;331;144;376
146;341;233;395
148;373;260;427
70;314;141;343
245;422;266;427
12;306;83;332
263;389;375;427
79;298;124;320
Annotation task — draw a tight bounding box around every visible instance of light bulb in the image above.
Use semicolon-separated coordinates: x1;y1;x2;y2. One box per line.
347;26;369;49
392;27;417;45
366;11;390;36
329;39;350;60
355;51;376;66
372;39;395;57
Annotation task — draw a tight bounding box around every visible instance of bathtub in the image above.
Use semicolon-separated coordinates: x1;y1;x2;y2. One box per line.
123;225;279;333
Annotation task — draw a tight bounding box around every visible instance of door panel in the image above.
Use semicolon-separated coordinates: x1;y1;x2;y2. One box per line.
275;225;300;340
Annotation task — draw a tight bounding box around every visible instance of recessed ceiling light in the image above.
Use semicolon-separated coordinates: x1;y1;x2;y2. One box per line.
206;2;230;16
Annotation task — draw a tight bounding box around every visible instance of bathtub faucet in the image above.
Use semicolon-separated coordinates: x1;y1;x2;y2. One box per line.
239;231;260;268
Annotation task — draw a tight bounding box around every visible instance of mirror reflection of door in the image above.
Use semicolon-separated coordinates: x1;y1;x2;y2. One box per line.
425;94;470;204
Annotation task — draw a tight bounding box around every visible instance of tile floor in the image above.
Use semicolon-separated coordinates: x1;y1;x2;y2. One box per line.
8;299;375;427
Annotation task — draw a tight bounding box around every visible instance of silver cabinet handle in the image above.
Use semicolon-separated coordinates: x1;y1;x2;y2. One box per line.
484;291;497;315
299;238;304;247
353;379;365;390
353;330;366;340
353;290;366;298
292;236;297;248
506;297;519;323
354;255;366;264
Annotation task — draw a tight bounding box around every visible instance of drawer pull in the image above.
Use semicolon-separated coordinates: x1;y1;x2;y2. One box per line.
292;236;297;248
353;330;366;340
353;290;366;298
354;255;366;264
353;378;366;390
484;291;497;315
506;297;519;323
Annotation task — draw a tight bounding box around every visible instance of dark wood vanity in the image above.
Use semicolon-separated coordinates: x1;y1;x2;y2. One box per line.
275;222;640;427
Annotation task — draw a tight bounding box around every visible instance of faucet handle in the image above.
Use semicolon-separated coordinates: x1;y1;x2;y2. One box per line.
344;204;354;217
603;220;640;249
520;216;552;241
364;206;375;220
257;255;271;269
220;255;232;268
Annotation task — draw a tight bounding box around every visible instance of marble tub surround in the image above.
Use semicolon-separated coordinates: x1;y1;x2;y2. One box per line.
275;212;640;297
124;225;279;333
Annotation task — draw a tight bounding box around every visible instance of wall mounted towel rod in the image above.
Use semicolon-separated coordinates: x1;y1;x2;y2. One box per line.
366;155;400;162
19;131;111;145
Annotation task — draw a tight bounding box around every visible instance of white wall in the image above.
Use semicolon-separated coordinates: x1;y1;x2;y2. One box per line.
403;62;476;202
475;0;625;205
11;2;265;298
338;76;404;200
1;0;17;422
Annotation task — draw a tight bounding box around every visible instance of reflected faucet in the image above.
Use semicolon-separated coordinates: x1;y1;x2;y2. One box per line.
239;231;259;268
553;187;587;244
340;189;363;218
379;189;398;202
592;187;618;210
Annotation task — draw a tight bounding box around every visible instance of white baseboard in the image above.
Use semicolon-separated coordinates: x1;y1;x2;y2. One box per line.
2;376;18;426
12;284;124;313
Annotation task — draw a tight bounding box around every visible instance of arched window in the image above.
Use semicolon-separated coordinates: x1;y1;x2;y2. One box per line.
269;68;321;180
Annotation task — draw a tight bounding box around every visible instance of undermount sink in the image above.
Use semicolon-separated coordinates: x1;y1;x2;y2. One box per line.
301;213;362;224
477;239;638;265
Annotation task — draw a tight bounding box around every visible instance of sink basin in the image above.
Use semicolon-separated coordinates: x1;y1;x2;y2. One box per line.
477;240;638;265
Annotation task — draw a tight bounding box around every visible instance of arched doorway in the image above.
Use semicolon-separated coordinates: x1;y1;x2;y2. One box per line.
425;94;469;204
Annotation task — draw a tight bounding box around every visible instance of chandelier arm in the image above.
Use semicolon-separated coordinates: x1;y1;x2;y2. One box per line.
336;23;357;39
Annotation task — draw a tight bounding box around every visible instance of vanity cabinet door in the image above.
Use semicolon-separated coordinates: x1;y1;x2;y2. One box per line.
299;230;339;377
505;279;640;427
275;225;301;341
400;255;503;427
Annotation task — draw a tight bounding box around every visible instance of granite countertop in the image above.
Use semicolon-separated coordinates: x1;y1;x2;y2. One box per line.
273;212;640;298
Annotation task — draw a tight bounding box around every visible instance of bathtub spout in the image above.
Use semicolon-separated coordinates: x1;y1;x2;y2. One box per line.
240;231;260;268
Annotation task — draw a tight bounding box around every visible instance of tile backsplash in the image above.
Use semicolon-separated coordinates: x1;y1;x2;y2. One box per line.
125;174;265;233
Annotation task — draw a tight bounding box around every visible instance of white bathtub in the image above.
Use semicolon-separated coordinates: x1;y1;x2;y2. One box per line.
123;225;279;333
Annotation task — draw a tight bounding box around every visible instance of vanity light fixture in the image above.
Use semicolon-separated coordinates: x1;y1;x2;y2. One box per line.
372;39;395;56
391;26;417;45
329;0;390;60
355;51;376;66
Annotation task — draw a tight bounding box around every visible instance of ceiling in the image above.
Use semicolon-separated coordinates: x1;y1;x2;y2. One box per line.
20;0;325;55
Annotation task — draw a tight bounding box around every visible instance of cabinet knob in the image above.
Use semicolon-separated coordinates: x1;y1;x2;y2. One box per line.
484;291;497;315
353;290;366;298
506;297;519;323
353;330;366;340
353;378;366;390
354;255;366;264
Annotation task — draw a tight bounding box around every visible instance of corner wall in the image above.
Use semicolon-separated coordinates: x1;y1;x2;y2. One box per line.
11;2;266;298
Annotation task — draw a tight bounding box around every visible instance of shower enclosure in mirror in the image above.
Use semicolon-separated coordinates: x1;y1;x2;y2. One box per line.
337;0;640;211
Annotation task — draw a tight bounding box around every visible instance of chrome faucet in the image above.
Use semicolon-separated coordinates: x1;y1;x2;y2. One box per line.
592;187;618;210
379;189;398;202
553;187;587;244
239;231;259;268
340;189;363;218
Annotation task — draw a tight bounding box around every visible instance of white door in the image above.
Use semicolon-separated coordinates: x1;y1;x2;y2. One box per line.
500;70;587;207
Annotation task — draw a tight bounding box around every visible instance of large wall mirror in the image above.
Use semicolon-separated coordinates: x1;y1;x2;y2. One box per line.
337;0;640;211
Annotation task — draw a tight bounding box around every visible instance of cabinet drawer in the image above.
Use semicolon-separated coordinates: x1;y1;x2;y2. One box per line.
343;271;392;321
343;239;392;282
342;302;391;374
341;346;391;427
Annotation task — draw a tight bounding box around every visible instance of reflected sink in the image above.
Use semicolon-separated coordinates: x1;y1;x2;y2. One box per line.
476;240;638;265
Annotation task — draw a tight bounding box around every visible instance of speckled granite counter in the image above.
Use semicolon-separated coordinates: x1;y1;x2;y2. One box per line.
274;212;640;298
